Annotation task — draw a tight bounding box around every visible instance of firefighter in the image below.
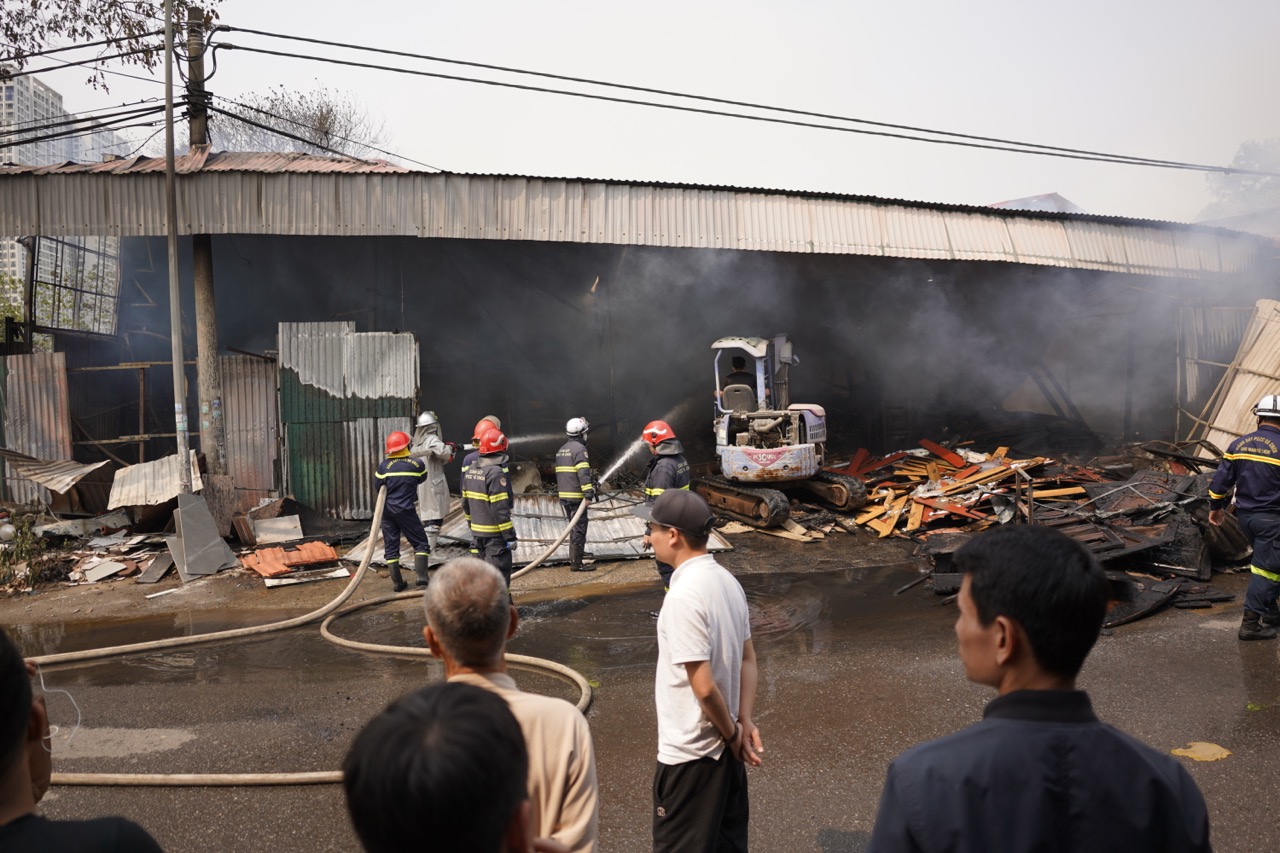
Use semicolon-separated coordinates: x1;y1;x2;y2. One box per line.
374;430;433;592
556;417;597;572
641;419;691;592
409;411;457;556
1209;394;1280;640
462;427;518;591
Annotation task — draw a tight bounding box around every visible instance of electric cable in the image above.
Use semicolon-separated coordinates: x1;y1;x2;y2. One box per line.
209;93;440;171
205;103;377;161
0;104;170;143
0;112;168;152
1;46;163;81
31;486;596;787
215;27;1278;177
0;31;165;65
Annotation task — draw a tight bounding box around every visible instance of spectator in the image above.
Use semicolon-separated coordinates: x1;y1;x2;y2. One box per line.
424;557;598;852
867;524;1211;853
634;490;762;852
343;681;567;853
0;627;163;851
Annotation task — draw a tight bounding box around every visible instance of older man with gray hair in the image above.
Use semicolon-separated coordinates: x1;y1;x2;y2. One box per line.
423;557;599;853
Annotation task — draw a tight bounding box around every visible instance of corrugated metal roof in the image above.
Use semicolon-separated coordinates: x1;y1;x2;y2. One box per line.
1;352;73;505
0;149;410;176
0;168;1270;279
344;491;731;566
106;451;204;509
0;449;108;495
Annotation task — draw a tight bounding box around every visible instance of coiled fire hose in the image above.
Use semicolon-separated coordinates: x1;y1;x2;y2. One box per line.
32;490;594;786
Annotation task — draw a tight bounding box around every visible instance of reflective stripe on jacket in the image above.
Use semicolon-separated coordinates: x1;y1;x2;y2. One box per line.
462;456;516;539
375;455;428;514
556;438;596;500
643;445;690;504
1208;423;1280;512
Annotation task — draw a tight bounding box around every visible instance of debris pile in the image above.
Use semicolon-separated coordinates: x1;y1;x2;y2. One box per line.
823;437;1243;623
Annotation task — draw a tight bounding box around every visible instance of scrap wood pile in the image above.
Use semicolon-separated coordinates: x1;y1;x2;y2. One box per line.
828;438;1247;620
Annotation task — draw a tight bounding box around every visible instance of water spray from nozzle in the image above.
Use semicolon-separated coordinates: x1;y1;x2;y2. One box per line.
598;397;700;487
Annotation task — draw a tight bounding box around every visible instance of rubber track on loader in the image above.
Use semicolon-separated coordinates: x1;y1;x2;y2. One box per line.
810;470;869;511
695;477;791;529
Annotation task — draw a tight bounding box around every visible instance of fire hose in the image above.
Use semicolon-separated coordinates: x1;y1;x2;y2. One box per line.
30;489;595;787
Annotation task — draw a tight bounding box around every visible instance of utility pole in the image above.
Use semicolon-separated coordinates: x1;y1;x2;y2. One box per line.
187;7;225;475
164;0;192;493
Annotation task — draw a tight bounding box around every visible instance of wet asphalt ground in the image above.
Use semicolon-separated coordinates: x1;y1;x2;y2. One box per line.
10;531;1280;853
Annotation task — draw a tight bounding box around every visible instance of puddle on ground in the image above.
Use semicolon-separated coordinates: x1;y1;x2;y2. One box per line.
7;565;934;701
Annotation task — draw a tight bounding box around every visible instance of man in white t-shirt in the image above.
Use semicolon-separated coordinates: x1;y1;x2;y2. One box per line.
634;490;763;852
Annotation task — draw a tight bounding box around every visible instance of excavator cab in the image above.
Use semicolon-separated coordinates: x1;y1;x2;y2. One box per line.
711;335;824;479
699;335;864;528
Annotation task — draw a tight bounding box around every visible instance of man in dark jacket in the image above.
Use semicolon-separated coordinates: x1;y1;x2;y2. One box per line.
1208;393;1280;640
867;525;1211;853
641;420;690;591
556;417;597;572
375;430;432;592
462;427;519;591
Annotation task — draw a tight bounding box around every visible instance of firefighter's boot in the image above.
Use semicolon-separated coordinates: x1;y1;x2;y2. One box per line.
570;543;595;572
413;553;431;588
1239;610;1278;641
388;560;408;594
425;524;440;556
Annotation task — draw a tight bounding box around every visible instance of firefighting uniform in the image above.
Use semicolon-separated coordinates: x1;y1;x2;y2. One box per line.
556;436;596;551
374;453;431;587
461;449;514;553
1209;423;1280;616
643;439;691;589
462;453;518;587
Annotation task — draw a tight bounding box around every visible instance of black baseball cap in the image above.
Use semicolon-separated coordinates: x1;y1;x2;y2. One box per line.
632;490;714;536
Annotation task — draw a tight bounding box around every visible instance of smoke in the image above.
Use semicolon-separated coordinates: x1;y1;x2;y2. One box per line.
111;231;1276;481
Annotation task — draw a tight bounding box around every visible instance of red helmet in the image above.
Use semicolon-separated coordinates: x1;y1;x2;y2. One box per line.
477;427;508;454
642;420;675;447
472;416;502;443
385;431;411;454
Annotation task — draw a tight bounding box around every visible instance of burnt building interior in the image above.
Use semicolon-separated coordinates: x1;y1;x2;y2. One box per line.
5;227;1274;518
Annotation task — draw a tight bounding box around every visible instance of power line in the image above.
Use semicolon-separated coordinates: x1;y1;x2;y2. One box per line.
205;103;374;161
0;103;169;143
1;46;163;81
219;41;1279;178
217;26;1270;177
0;109;167;152
0;31;164;66
210;93;440;170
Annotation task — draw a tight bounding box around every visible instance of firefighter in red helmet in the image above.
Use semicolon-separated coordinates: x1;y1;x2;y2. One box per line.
641;420;690;594
374;430;433;592
461;427;519;592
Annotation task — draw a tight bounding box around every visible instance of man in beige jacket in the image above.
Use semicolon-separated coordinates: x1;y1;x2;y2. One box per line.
423;557;599;853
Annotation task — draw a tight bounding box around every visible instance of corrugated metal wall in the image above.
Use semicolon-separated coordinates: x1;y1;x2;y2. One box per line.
0;171;1269;280
0;352;73;505
221;354;279;511
278;322;419;519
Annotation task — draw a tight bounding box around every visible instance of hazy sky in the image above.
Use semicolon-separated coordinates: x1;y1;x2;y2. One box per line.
40;0;1280;223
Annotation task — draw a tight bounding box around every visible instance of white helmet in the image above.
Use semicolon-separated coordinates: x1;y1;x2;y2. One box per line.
1254;396;1280;418
416;411;439;429
565;417;590;437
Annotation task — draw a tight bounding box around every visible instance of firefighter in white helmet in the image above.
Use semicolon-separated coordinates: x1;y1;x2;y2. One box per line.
556;417;597;572
1208;393;1280;640
409;411;457;558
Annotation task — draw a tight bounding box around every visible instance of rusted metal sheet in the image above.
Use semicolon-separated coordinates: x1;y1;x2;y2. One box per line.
279;322;418;519
220;354;278;494
0;166;1271;279
0;449;108;495
106;451;204;509
1;352;73;505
